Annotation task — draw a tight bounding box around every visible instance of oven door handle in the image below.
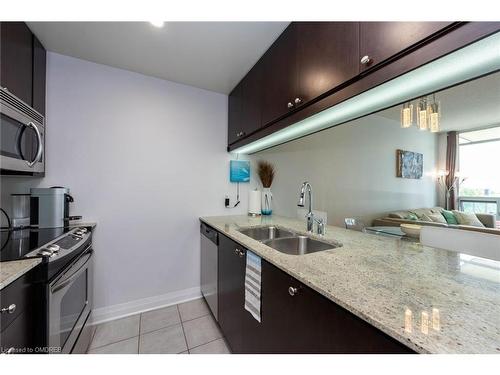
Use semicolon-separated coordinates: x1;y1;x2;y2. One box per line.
25;121;43;167
52;249;93;293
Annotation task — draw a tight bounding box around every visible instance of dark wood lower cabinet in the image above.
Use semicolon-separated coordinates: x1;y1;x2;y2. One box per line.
217;233;414;353
0;272;36;354
261;261;413;353
218;234;249;353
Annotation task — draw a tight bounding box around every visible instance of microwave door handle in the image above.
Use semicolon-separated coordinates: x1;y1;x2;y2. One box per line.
25;122;43;167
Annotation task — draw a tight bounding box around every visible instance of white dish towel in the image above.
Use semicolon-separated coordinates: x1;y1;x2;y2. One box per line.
244;250;262;322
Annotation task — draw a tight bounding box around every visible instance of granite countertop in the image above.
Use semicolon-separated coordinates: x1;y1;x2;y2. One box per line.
200;215;500;354
0;258;41;290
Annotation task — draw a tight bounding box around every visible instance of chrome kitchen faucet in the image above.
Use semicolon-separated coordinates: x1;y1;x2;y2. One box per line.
297;181;325;235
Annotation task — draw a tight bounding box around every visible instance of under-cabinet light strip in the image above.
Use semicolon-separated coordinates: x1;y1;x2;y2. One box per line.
233;32;500;154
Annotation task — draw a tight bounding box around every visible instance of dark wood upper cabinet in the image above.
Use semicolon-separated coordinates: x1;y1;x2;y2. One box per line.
227;81;243;145
225;22;497;150
261;23;298;125
228;63;263;145
358;22;453;71
296;22;359;105
32;35;47;115
0;22;33;105
239;63;262;137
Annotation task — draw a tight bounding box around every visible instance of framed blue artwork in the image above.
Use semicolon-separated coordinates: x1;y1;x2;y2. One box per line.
396;149;423;179
230;160;250;182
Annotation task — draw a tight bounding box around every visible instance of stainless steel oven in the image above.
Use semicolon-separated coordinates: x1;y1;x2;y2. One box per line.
49;246;93;354
0;88;45;174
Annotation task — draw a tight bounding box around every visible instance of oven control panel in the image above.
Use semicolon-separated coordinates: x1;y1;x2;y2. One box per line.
25;227;90;261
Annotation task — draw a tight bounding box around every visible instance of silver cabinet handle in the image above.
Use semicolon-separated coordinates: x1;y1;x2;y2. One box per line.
4;347;15;354
294;97;302;105
1;304;16;314
25;122;43;167
287;102;294;109
360;55;372;65
234;248;240;255
288;286;298;296
238;250;245;258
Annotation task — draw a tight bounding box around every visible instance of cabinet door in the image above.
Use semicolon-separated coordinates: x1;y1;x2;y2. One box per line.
359;22;453;71
259;259;297;353
239;63;262;137
260;259;333;353
0;22;33;105
260;260;413;353
296;22;359;105
227;64;263;145
32;35;46;116
217;234;246;353
227;82;243;145
261;23;298;125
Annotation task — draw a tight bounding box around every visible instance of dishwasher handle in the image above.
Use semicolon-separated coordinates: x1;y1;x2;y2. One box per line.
200;223;218;245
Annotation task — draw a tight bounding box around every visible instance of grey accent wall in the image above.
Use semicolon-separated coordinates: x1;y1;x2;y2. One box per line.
253;113;439;227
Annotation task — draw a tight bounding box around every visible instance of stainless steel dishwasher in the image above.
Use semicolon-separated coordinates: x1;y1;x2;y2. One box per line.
200;222;218;320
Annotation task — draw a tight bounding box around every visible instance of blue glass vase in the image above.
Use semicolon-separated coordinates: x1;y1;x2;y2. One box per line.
261;188;272;215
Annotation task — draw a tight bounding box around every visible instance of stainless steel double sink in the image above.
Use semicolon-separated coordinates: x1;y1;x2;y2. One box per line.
237;226;341;255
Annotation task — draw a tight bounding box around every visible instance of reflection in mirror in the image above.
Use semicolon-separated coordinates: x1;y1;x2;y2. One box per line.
252;71;500;253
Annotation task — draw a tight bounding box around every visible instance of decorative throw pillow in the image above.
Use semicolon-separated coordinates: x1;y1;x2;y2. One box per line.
441;210;458;224
418;214;433;222
428;213;447;224
452;210;485;227
405;213;418;221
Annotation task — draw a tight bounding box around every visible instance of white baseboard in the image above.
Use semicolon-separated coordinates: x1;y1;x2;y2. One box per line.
89;286;202;326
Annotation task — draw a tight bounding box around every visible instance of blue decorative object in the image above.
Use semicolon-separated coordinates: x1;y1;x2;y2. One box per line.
230;160;250;182
261;188;272;215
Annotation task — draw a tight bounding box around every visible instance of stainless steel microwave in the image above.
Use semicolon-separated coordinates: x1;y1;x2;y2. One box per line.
0;87;45;175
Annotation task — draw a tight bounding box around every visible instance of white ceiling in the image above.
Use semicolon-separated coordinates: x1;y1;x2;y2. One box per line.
378;71;500;132
27;22;289;94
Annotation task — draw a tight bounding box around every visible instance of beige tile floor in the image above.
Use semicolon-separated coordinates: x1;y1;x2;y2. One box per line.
87;298;230;354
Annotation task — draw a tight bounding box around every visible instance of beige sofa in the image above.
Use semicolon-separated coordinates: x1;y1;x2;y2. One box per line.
372;207;500;236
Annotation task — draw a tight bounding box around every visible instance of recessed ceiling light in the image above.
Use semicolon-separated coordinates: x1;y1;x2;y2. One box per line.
150;21;164;28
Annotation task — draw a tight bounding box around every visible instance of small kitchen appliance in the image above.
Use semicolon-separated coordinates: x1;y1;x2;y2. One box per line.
30;187;81;228
0;88;45;175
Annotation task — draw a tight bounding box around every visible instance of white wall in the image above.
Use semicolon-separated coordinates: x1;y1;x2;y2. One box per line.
253;114;439;227
1;52;249;320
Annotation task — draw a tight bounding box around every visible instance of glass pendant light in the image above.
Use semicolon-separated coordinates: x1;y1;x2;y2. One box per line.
427;93;441;132
400;101;414;128
417;97;428;131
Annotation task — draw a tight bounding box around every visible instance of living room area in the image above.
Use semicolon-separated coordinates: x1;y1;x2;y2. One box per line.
372;73;500;237
255;69;500;253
